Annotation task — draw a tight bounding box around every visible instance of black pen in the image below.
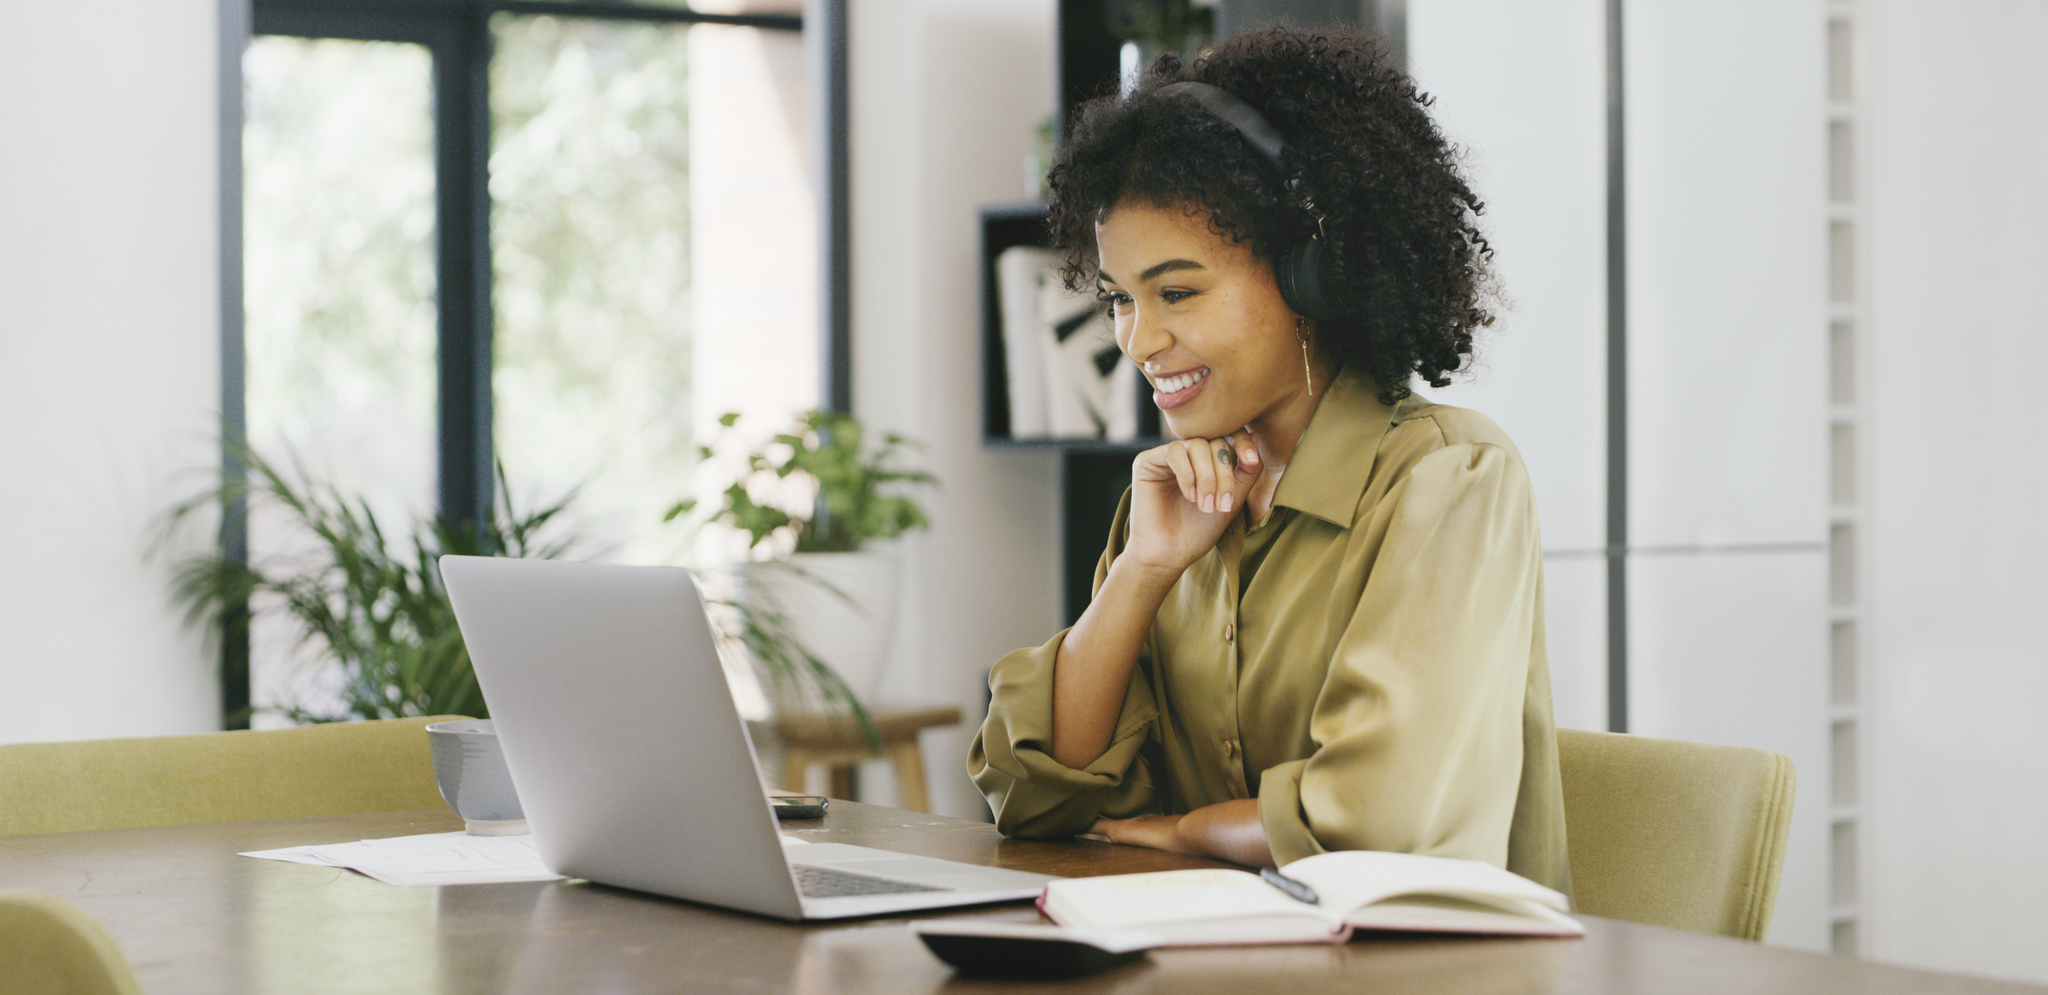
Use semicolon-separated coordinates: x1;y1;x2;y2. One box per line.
1259;866;1320;906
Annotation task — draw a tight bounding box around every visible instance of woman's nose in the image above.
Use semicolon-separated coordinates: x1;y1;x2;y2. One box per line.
1119;305;1171;362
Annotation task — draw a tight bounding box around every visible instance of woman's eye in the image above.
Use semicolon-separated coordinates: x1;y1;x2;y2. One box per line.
1160;289;1194;304
1098;290;1133;314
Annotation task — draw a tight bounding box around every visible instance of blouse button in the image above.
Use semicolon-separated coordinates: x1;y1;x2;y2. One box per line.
1224;740;1238;758
1223;623;1235;642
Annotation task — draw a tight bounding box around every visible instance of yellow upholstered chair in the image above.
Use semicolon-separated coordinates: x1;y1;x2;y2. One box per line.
0;715;464;836
1555;727;1795;942
0;891;143;995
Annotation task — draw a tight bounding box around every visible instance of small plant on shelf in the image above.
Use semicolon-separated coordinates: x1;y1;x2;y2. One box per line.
669;408;936;557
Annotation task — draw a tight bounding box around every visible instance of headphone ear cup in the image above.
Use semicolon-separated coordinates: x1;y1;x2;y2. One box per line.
1276;236;1344;321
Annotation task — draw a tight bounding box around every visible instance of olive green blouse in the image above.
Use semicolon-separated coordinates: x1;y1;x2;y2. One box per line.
968;369;1572;895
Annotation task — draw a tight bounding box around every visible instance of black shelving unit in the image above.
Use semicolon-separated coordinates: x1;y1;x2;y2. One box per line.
1056;0;1122;139
978;202;1163;443
979;201;1165;624
978;203;1053;442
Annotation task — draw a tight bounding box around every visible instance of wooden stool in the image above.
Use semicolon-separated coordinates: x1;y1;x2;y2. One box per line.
774;704;961;813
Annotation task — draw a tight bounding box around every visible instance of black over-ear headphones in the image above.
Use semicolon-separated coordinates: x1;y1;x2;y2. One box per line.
1156;81;1347;322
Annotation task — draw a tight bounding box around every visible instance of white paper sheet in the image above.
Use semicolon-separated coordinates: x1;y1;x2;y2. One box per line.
244;831;818;886
241;831;564;887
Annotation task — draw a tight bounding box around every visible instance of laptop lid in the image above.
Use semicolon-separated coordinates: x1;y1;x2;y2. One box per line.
440;556;806;919
438;556;1052;920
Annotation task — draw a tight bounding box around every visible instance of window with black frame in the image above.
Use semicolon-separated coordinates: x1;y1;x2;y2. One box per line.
230;0;843;725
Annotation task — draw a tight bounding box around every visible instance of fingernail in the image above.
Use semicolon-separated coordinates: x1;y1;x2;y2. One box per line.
1202;494;1215;513
1219;493;1233;513
1244;447;1260;465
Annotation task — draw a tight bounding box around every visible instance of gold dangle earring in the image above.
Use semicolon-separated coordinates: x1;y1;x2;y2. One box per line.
1296;317;1316;396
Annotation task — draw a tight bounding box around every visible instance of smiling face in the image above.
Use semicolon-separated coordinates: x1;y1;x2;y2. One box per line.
1096;199;1324;447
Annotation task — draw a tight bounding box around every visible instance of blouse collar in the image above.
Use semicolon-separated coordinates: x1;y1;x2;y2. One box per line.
1270;367;1426;527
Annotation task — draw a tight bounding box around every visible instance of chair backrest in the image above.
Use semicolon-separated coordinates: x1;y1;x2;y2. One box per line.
1555;727;1795;942
0;715;464;836
0;891;143;995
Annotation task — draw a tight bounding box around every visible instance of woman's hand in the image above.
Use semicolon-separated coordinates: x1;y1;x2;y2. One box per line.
1086;799;1274;867
1124;433;1263;577
1084;814;1189;853
1045;434;1260;771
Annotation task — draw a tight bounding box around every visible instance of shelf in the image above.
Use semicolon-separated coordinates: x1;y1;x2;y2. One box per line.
978;203;1053;442
978;202;1163;447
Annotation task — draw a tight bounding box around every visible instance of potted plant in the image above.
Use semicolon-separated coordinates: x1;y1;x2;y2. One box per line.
668;410;936;709
159;445;581;723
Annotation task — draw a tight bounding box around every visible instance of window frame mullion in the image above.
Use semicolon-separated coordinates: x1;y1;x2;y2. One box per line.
434;12;496;534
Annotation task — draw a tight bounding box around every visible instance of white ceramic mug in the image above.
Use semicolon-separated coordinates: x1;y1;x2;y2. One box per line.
426;719;527;835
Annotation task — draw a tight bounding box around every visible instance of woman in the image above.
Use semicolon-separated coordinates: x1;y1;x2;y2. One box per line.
967;27;1570;894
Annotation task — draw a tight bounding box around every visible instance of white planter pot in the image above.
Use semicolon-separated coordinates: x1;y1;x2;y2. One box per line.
737;547;901;707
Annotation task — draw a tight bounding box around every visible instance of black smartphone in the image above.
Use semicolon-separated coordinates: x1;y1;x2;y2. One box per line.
770;795;829;819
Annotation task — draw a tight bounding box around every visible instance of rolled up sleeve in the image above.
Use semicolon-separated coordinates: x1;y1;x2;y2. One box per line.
968;490;1163;838
968;629;1161;838
1256;443;1540;868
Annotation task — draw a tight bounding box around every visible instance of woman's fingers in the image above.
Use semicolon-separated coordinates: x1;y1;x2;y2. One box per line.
1210;442;1238;512
1228;432;1262;480
1184;440;1221;513
1135;435;1262;515
1164;440;1215;509
1220;432;1261;496
1158;441;1199;503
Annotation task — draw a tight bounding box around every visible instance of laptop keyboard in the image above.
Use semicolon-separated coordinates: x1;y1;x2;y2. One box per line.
792;864;948;898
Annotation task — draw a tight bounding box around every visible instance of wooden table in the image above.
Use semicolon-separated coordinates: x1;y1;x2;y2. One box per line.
3;803;2042;995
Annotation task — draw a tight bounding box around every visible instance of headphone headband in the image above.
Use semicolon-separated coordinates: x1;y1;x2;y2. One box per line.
1156;82;1287;171
1155;82;1343;321
1151;81;1348;321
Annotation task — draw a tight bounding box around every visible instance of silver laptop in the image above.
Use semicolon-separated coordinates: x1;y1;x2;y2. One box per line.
439;555;1054;920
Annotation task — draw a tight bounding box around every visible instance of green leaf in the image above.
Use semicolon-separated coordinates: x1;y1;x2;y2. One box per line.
154;440;588;724
677;408;936;555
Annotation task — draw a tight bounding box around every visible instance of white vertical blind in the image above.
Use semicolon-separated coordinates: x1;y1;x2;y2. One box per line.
1412;0;1832;948
1620;0;1829;952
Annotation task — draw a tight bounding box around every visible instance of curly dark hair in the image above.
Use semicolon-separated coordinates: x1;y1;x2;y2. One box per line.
1046;27;1495;404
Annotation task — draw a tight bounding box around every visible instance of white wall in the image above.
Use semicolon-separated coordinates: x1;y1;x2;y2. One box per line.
0;1;223;744
1862;1;2048;983
847;0;1065;819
